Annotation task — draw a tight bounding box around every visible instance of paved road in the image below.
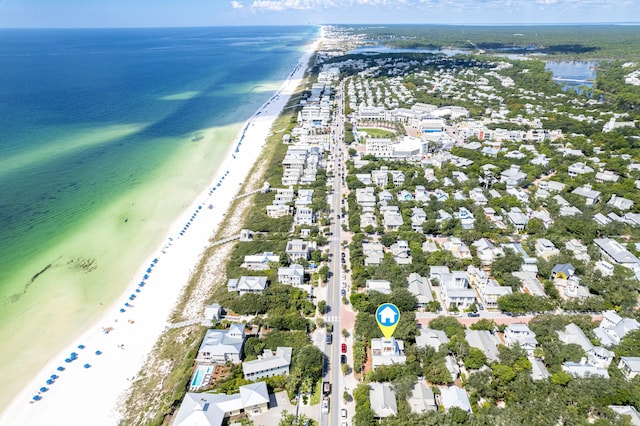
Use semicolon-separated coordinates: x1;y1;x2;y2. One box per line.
320;81;346;426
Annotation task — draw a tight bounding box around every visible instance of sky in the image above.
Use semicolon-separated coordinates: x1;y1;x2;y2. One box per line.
0;0;639;28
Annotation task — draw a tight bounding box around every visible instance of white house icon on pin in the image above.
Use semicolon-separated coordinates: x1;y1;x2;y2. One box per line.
378;306;398;325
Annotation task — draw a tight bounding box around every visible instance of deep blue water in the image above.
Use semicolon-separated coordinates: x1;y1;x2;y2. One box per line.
0;26;317;291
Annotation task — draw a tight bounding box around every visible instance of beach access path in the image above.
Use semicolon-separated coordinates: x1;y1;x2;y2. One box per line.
0;39;320;426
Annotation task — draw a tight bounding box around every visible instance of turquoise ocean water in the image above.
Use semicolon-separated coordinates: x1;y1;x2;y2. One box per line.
0;26;317;409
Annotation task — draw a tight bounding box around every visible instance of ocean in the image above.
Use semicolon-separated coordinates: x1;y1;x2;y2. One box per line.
0;25;317;410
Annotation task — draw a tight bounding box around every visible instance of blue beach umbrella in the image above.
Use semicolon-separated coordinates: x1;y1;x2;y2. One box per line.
146;268;152;273
124;303;130;307
78;345;85;350
32;395;41;401
143;274;149;279
57;366;64;371
95;350;102;355
65;358;71;363
120;308;125;313
135;289;141;293
40;387;48;392
84;364;91;369
153;258;158;263
46;379;53;385
50;374;58;379
70;352;78;358
138;282;145;287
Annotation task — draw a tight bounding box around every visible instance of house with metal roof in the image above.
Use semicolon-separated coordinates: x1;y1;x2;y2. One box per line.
439;386;472;413
407;273;433;307
416;328;449;351
228;276;268;295
618;357;640;381
504;323;538;356
562;361;610;379
594;238;640;268
595;311;640;346
369;382;398;418
196;324;246;364
242;347;292;381
371;338;406;369
408;380;437;414
465;329;500;362
173;382;270;426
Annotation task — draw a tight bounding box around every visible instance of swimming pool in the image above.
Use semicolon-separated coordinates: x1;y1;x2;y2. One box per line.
190;365;213;388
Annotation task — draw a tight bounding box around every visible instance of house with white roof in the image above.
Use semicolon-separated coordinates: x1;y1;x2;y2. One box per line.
558;323;614;369
594;311;640;347
504;323;538;356
363;242;385;266
277;264;305;286
439;386;472;413
507;207;528;231
500;165;527;188
566;239;590;263
408;381;437;414
371;338;407;368
609;405;640;425
411;207;427;231
473;238;504;266
390;240;412;264
562;361;610;379
242;347;292;380
535;238;560;260
595;170;620;183
513;271;547;297
266;204;292;218
242;252;280;271
173;382;270;426
382;207;404;231
369;382;398;419
618;357;640;381
568;162;594;177
608;194;634;211
294;206;315;225
196;324;246;363
285;239;312;261
529;357;550;381
366;279;392;295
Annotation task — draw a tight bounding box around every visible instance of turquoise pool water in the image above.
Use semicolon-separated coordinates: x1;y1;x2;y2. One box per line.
191;365;213;388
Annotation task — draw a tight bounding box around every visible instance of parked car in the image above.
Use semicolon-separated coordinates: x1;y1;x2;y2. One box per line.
340;354;347;364
341;408;347;419
341;343;347;353
326;333;333;345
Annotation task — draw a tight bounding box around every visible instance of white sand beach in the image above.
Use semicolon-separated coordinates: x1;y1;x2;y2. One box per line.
0;39;319;426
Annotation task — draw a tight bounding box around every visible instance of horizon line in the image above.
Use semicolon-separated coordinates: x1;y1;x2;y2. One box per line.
1;21;640;30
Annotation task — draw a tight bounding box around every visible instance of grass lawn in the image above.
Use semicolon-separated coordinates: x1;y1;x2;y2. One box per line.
310;379;322;405
358;127;396;138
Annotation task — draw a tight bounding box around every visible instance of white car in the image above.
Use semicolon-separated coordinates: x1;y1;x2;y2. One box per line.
321;398;330;414
341;408;347;418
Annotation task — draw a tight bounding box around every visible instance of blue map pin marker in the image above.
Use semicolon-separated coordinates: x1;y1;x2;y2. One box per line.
375;303;400;339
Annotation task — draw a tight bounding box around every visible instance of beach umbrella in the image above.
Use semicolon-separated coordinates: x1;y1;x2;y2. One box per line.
143;274;149;279
124;303;130;307
135;289;141;293
146;268;152;273
46;379;53;385
95;350;102;355
65;358;71;363
50;374;58;379
32;395;41;401
71;352;77;358
138;282;145;287
40;387;48;392
57;366;64;371
153;258;158;263
78;344;85;350
120;308;125;313
84;364;91;369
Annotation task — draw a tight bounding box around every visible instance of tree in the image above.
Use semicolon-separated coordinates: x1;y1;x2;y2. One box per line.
464;347;488;369
317;300;327;314
492;364;516;384
429;316;466;338
470;318;497;331
292;345;324;384
550;371;572;386
318;266;330;283
615;329;640;357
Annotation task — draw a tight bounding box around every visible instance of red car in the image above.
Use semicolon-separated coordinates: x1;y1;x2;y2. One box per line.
341;343;347;353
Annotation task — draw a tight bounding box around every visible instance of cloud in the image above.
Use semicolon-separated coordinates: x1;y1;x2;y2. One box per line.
230;1;244;8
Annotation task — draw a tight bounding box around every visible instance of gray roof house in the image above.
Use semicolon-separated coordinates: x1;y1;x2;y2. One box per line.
618;357;640;381
369;382;398;418
529;356;550;381
363;242;385;266
465;329;501;362
408;380;437;414
383;208;404;231
439;386;472;413
197;324;246;363
594;238;640;267
608;194;634;211
507;207;528;231
572;184;601;205
416;328;449;351
242;347;292;380
609;406;640;426
174;382;270;426
562;361;610;379
228;276;268;295
407;273;433;307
